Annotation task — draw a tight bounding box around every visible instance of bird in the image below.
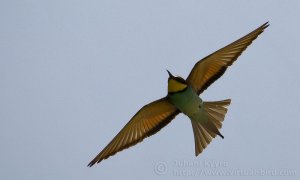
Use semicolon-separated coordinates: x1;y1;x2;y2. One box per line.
88;22;269;167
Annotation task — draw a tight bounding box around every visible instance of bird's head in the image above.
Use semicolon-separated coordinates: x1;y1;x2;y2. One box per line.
167;70;188;94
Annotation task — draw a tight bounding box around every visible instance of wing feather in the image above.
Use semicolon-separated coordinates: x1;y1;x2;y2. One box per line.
187;22;269;94
88;97;179;167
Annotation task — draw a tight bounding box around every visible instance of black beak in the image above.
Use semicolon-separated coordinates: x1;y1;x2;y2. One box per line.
167;70;174;78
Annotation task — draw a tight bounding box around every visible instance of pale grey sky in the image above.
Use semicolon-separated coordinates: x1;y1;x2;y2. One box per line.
1;0;299;179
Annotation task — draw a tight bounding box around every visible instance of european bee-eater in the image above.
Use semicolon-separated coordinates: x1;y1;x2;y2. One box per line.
88;22;269;167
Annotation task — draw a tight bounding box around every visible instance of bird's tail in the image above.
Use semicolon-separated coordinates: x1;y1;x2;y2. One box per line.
191;99;231;156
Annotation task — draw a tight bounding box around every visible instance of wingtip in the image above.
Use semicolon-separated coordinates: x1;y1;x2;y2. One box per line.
262;21;270;29
87;159;99;167
87;162;94;167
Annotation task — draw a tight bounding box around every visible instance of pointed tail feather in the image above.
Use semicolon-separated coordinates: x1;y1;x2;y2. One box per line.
191;99;231;156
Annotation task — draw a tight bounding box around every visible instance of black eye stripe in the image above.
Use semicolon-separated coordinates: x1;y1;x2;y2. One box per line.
175;77;187;84
168;76;187;85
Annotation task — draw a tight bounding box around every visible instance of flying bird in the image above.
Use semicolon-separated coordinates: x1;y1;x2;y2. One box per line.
88;22;269;167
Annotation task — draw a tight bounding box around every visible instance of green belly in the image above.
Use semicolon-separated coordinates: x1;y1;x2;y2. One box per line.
168;86;202;118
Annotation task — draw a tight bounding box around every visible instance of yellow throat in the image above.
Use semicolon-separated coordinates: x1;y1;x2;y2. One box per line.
168;78;187;93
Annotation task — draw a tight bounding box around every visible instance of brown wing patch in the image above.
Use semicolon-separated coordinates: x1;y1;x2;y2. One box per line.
187;22;269;95
88;97;179;167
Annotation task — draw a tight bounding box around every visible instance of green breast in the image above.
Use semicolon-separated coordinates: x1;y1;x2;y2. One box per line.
168;86;202;117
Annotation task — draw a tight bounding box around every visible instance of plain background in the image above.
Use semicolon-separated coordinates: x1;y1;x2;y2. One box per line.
1;0;299;179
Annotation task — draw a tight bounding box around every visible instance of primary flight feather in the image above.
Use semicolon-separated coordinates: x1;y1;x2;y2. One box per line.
88;22;269;167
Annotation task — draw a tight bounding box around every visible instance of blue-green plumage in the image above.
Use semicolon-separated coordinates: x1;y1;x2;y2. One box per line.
88;23;267;166
168;86;208;123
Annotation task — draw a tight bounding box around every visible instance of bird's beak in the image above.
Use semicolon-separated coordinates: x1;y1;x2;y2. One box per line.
167;70;174;78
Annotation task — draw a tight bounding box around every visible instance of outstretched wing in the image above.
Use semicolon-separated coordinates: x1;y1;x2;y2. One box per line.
88;97;179;167
187;22;269;95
